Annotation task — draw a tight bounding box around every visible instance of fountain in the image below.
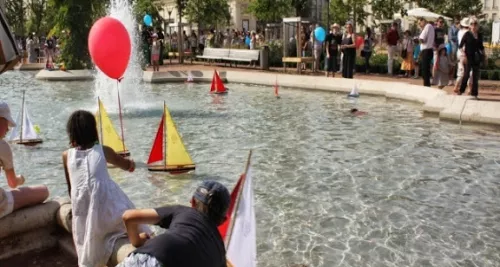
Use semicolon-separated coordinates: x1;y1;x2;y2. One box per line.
93;0;148;111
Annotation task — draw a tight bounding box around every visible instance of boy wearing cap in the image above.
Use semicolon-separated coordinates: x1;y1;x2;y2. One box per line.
119;180;231;267
0;101;49;219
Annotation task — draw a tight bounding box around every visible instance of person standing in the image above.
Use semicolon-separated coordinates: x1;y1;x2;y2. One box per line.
418;17;435;87
386;22;400;76
448;16;460;85
361;27;374;74
156;27;165;66
458;18;484;98
325;23;342;77
454;18;471;94
400;30;414;77
341;22;356;79
432;17;446;84
312;24;323;73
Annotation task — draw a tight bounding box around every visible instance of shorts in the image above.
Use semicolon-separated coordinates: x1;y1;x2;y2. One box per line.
116;253;164;267
0;188;14;219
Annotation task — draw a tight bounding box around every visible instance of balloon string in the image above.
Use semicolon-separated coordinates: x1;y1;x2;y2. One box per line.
117;80;126;153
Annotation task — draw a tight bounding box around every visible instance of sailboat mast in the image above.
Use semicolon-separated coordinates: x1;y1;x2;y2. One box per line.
163;101;167;170
97;97;103;145
20;90;25;143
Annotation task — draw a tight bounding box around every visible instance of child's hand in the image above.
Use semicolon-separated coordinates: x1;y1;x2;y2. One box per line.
128;159;136;173
139;232;150;241
16;175;25;186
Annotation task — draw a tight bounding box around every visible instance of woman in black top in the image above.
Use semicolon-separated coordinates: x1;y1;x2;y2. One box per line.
341;22;356;79
458;18;484;98
117;180;231;267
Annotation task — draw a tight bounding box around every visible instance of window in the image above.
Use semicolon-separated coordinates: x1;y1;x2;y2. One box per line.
493;13;498;21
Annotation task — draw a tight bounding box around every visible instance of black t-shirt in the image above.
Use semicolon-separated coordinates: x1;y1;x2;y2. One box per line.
434;27;445;47
133;205;226;267
459;31;484;62
325;33;341;56
142;29;151;44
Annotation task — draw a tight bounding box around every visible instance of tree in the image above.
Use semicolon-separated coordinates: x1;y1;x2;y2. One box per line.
325;0;369;29
176;0;187;63
133;0;164;27
414;0;483;18
5;0;26;36
26;0;47;35
185;0;231;29
290;0;310;17
50;0;106;69
247;0;289;23
371;0;408;22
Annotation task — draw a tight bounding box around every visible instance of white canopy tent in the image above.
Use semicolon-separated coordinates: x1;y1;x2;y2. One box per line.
406;8;452;21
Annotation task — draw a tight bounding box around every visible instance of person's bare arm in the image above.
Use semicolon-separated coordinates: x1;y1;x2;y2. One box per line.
122;209;161;247
62;151;71;196
102;146;134;171
3;168;18;189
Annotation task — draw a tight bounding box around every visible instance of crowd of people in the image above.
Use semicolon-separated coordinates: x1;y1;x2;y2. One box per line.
288;15;485;98
16;33;59;69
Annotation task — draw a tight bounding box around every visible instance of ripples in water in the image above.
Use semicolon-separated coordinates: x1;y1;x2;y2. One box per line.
2;71;500;266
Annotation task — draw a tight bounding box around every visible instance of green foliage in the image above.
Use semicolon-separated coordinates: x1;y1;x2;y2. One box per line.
291;0;310;17
371;0;408;22
50;0;105;69
25;0;48;35
133;0;164;27
414;0;483;18
5;0;26;36
247;0;289;23
326;0;369;27
185;0;231;29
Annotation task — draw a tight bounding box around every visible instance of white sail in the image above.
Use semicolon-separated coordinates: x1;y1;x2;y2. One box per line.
8;104;40;141
349;84;359;96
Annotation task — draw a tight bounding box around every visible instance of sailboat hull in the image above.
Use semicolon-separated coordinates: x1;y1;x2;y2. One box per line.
147;164;196;173
12;139;43;146
213;90;228;95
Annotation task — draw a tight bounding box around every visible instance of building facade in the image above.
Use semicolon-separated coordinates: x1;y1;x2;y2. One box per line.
483;0;500;21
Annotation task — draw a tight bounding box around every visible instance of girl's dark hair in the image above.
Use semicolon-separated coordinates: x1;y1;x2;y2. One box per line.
365;27;372;37
350;108;358;113
66;110;99;148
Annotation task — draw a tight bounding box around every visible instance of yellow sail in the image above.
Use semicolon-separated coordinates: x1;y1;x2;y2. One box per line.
95;99;127;153
164;105;194;166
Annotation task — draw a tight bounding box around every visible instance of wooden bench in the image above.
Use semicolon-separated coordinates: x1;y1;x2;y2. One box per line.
223;49;260;67
282;57;315;74
196;48;230;64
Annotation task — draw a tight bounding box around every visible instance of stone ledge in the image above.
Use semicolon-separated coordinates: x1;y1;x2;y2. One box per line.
35;69;94;81
143;70;500;126
0;226;58;261
0;200;62;239
14;63;45;71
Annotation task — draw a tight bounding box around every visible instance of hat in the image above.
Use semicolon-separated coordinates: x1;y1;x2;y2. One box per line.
193;180;230;216
460;18;470;28
0;102;16;127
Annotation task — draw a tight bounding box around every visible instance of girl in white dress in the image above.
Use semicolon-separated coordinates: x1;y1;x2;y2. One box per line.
62;110;150;267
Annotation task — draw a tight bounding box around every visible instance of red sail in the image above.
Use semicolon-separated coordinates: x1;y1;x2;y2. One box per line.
218;173;244;240
147;114;164;164
210;71;217;93
214;71;226;93
274;80;279;96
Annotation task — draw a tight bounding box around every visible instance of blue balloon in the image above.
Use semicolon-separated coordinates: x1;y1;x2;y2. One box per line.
245;36;250;45
144;14;153;26
445;43;452;55
314;27;326;42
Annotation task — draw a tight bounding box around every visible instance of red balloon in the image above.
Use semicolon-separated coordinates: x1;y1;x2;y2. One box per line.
88;17;130;80
355;36;364;49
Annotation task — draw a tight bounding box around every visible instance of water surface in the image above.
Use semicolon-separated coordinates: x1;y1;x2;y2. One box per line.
2;71;500;267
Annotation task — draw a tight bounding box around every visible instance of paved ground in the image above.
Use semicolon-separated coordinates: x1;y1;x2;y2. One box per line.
149;60;500;101
0;247;77;267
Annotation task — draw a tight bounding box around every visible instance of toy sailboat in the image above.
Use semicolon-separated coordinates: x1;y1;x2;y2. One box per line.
95;97;130;157
348;84;359;98
274;77;280;99
8;91;43;146
147;101;195;173
210;70;228;94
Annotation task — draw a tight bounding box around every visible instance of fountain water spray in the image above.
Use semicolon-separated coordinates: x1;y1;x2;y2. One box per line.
93;0;147;111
